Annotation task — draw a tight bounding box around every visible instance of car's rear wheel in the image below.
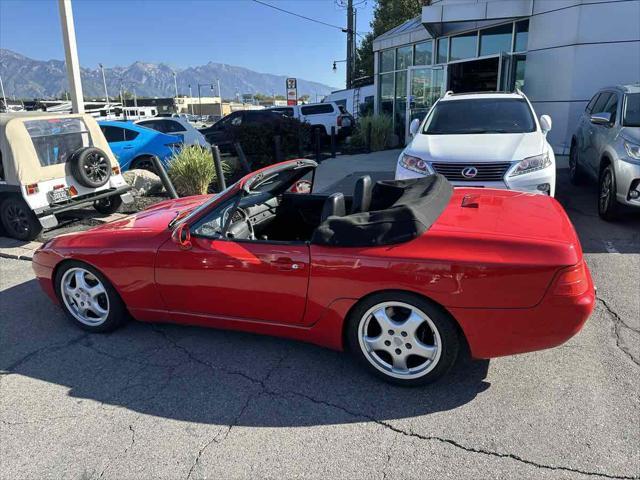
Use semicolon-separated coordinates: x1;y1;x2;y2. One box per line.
0;197;42;241
93;195;122;215
598;164;620;221
54;261;127;332
568;142;585;185
130;156;157;173
346;292;459;386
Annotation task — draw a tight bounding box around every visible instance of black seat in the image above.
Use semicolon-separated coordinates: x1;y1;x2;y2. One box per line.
351;175;372;213
320;193;346;223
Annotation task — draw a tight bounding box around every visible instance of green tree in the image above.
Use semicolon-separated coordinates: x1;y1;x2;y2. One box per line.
354;0;425;79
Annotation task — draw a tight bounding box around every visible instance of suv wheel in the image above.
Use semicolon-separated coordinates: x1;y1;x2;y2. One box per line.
568;142;585;185
93;195;123;215
71;147;111;188
598;164;620;221
0;197;42;241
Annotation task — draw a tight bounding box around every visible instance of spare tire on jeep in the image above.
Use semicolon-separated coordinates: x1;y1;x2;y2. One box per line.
70;147;111;188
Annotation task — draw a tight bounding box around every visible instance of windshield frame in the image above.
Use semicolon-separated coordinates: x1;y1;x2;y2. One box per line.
422;97;537;135
622;93;640;127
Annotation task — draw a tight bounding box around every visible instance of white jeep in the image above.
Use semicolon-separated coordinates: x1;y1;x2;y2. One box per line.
0;112;133;241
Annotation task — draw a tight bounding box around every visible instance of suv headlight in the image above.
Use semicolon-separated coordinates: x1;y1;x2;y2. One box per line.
400;154;432;175
509;152;552;177
624;142;640;160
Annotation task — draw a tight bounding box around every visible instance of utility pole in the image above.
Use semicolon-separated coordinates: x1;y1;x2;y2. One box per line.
99;63;110;115
0;74;7;112
173;71;179;97
345;0;354;89
188;84;193;114
58;0;84;113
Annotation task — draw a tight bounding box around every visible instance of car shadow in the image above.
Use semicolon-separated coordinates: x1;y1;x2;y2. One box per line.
1;278;490;427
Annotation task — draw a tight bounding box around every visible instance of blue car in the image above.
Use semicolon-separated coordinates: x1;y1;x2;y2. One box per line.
98;121;181;172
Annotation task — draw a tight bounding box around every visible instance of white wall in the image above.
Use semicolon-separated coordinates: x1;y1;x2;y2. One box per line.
524;0;640;153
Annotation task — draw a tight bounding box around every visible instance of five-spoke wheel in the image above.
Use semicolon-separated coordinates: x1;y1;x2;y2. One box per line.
347;292;459;386
55;262;127;332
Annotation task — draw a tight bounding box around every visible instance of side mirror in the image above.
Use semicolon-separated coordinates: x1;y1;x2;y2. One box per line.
590;112;612;126
539;115;552;134
409;118;421;137
171;223;192;250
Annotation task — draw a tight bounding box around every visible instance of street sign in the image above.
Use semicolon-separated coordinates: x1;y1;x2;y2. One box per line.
286;77;297;106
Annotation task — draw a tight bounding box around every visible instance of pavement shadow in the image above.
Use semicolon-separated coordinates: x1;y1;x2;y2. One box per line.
1;278;490;427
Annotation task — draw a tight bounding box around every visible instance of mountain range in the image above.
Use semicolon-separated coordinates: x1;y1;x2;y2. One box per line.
0;49;337;100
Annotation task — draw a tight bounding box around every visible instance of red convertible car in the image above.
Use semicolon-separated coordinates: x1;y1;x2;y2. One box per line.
33;159;595;386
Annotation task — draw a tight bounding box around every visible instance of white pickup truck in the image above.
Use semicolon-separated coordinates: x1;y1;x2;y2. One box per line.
268;102;354;138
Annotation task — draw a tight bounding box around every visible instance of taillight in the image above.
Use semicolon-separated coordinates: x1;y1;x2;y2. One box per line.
552;261;589;296
26;183;39;195
69;185;78;196
112;166;120;175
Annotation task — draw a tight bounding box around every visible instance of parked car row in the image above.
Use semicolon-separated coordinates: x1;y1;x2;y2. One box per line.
396;84;640;220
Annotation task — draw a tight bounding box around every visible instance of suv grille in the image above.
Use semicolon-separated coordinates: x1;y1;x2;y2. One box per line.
431;162;511;182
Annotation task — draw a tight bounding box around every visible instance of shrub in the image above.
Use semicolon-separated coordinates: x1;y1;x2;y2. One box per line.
350;114;393;152
228;116;311;169
168;145;229;196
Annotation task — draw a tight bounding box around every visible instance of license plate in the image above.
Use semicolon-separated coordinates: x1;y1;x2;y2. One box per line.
49;188;71;203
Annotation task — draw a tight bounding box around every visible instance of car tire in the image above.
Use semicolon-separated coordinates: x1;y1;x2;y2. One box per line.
346;291;460;387
0;197;43;241
70;147;112;188
54;261;128;333
93;195;123;215
568;142;585;185
130;156;157;174
598;164;620;221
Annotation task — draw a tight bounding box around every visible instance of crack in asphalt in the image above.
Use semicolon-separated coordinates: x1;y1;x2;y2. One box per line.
2;333;89;374
597;296;640;367
151;325;637;480
96;423;136;480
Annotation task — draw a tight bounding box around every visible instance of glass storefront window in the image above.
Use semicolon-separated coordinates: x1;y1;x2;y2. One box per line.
379;72;394;116
479;23;513;56
380;49;395;73
414;41;433;66
394;70;408;139
514;20;529;52
436;37;448;64
514;57;526;90
396;46;413;70
450;31;477;61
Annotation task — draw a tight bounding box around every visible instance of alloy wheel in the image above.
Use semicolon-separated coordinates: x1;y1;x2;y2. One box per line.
60;267;110;326
6;203;30;236
83;152;110;184
599;169;612;213
358;301;442;380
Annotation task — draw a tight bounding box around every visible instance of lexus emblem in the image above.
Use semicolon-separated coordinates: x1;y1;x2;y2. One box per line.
461;166;478;179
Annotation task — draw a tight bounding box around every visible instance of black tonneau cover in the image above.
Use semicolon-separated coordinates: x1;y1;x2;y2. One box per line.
311;174;453;247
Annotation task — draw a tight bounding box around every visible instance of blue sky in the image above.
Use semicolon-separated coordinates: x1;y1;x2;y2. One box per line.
0;0;375;88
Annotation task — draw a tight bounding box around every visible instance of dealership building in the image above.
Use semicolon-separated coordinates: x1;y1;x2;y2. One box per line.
373;0;640;153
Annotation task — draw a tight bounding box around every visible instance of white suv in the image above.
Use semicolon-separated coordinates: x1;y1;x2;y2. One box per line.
268;102;353;137
396;91;556;196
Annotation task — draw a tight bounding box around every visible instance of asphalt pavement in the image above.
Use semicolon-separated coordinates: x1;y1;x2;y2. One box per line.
1;158;638;480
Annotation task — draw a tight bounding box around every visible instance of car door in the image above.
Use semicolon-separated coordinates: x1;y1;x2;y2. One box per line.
583;92;612;175
155;195;310;325
100;125;137;168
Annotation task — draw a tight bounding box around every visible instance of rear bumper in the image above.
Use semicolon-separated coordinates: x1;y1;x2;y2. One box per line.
451;265;595;359
34;186;133;218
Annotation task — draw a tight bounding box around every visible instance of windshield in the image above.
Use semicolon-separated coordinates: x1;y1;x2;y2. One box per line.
623;93;640;127
423;98;536;134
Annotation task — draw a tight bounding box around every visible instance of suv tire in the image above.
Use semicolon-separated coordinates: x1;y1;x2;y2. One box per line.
0;197;43;241
71;147;111;188
93;195;123;215
598;164;620;221
568;142;585;185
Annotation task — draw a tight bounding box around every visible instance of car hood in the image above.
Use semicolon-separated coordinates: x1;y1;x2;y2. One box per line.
407;131;545;163
620;126;640;144
90;195;210;233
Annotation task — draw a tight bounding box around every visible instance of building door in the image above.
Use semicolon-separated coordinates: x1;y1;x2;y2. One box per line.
405;65;446;144
498;53;526;91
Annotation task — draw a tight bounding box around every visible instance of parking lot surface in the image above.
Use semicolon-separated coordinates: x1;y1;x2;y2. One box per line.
1;160;638;480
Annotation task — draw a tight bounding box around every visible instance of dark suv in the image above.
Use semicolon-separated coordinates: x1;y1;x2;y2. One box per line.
200;110;287;153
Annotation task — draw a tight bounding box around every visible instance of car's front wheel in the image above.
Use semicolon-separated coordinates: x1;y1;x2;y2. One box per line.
93;195;122;215
346;292;459;386
0;197;42;241
54;261;128;332
598;164;620;221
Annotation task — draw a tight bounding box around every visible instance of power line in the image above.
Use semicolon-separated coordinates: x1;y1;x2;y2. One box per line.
251;0;347;32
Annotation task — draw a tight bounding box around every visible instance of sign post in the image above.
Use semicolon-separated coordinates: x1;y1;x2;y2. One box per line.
286;78;297;106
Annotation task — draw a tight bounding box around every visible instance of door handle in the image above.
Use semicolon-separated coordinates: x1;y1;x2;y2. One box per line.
272;257;304;271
